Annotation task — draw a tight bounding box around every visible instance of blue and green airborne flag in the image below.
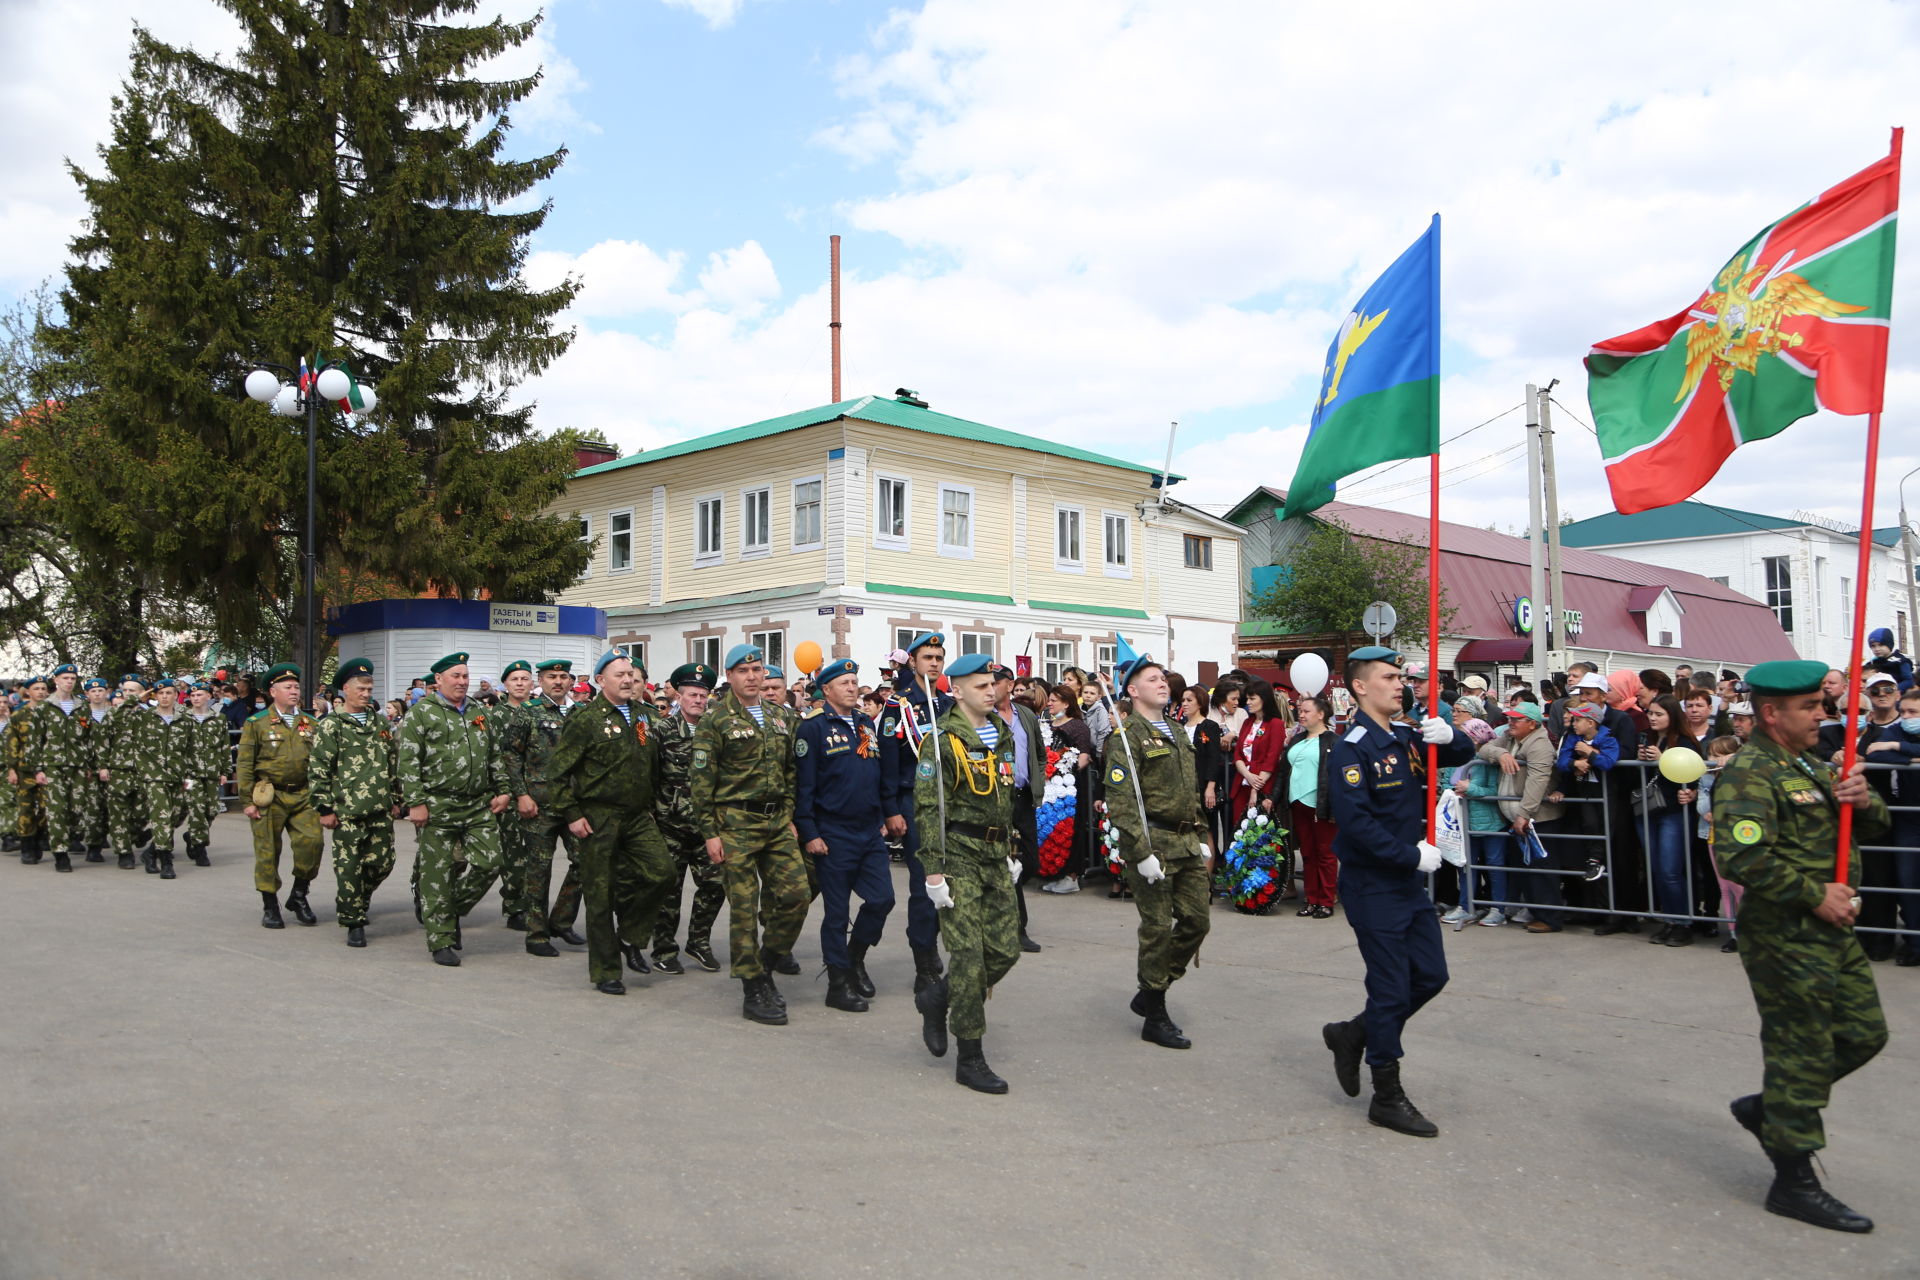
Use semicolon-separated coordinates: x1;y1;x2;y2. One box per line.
1281;215;1441;520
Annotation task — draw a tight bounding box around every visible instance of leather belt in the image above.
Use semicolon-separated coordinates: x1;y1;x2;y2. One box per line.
948;820;1009;842
726;799;785;817
1149;818;1200;835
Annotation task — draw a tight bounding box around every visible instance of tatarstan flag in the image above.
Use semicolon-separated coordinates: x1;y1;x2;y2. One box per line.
1586;137;1900;514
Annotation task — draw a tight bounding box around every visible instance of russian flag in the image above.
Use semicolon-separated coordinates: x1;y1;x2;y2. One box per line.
297;357;313;396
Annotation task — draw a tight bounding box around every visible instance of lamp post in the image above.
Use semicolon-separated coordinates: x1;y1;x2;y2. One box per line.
1900;464;1920;653
243;359;376;704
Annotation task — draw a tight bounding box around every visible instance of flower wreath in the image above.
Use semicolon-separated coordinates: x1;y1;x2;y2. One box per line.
1034;734;1079;877
1222;811;1287;913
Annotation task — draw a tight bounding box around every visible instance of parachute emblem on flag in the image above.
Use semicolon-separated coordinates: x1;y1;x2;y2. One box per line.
1321;308;1389;407
1675;251;1868;402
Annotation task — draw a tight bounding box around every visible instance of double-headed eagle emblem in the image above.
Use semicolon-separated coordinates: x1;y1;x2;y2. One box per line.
1674;251;1866;401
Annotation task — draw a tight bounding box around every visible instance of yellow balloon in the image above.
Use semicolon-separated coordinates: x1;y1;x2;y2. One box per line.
1658;746;1705;785
793;640;824;675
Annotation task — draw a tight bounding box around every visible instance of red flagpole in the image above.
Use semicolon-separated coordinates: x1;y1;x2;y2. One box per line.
1834;126;1902;883
1424;449;1442;842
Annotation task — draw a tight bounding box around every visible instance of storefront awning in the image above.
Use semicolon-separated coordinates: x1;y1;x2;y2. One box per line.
1454;638;1534;663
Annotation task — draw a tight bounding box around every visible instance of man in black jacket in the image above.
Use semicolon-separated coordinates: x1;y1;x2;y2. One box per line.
994;664;1046;953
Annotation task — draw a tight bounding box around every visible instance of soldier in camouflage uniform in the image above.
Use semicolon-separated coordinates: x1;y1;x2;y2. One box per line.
1104;657;1211;1050
756;663;810;975
81;678;117;860
310;658;401;948
491;660;538;932
175;681;229;866
126;678;190;878
101;675;153;866
29;665;93;871
1713;659;1889;1234
6;675;51;862
0;701;15;854
690;644;807;1025
650;661;726;974
911;653;1021;1093
396;652;512;966
234;664;323;929
545;650;678;995
497;658;586;957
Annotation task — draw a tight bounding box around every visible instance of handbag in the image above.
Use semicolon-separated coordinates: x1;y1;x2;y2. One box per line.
1629;774;1668;817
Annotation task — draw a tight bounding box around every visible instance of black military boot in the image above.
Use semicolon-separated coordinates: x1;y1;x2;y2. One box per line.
189;843;210;867
22;835;42;865
525;938;559;957
685;937;720;971
595;977;625;995
285;879;317;926
1323;1018;1366;1098
117;851;136;870
1765;1150;1872;1232
157;850;176;879
53;847;73;873
911;944;945;994
261;891;285;929
1132;987;1191;1049
741;975;787;1025
554;926;587;946
847;942;877;999
1367;1062;1438;1138
772;950;801;976
0;834;16;852
825;966;870;1013
1729;1094;1765;1151
758;949;790;1007
412;881;424;924
84;846;105;863
346;926;367;948
915;975;950;1058
505;911;528;932
954;1038;1008;1094
432;947;461;967
623;942;652;975
140;845;158;874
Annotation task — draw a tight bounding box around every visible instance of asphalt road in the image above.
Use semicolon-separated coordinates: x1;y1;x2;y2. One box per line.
2;817;1915;1280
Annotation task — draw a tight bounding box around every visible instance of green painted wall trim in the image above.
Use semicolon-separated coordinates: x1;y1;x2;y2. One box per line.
1026;598;1152;619
865;581;1017;606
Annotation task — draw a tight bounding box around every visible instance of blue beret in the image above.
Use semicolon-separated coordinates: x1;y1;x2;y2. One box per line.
23;675;48;689
594;648;624;677
1118;655;1163;689
154;677;178;690
190;680;212;693
725;644;764;670
82;677;108;691
816;658;858;686
764;664;785;680
946;653;993;679
1348;646;1403;666
120;672;147;687
908;631;944;654
52;664;77;677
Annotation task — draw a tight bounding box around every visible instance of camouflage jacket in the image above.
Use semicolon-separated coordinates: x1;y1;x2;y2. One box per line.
1713;729;1890;918
1103;713;1206;864
102;702;152;775
913;706;1015;876
234;709;319;793
309;709;401;820
3;704;39;776
28;698;92;778
122;706;188;781
654;708;703;846
546;694;661;821
688;692;795;841
492;698;556;804
171;710;232;780
395;693;509;809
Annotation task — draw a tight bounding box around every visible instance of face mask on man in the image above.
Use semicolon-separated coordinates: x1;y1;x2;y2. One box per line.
1900;717;1920;736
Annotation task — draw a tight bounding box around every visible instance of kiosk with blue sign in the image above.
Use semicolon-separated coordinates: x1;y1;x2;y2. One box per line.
328;600;609;703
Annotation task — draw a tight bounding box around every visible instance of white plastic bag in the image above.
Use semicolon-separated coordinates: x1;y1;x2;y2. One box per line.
1434;788;1467;867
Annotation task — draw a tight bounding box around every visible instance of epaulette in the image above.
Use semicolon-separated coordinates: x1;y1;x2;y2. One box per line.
249;710;272;722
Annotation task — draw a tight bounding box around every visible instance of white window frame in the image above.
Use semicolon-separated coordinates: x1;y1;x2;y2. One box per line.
1054;504;1084;572
1183;533;1213;571
576;514;593;579
791;475;824;552
616;641;647;674
938;483;975;559
1094;642;1117;675
1101;511;1130;578
740;486;771;559
689;636;720;670
748;629;786;672
893;627;920;655
874;474;911;551
1841;576;1853;625
693;493;724;568
1041;639;1075;685
958;631;995;660
607;507;635;574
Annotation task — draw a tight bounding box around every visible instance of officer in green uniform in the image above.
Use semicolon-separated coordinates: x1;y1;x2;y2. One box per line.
1713;658;1889;1234
234;663;323;928
545;649;678;996
310;658;403;948
911;652;1021;1094
175;681;229;866
498;658;586;957
81;677;118;861
689;644;807;1025
650;661;727;974
6;675;51;862
492;660;538;931
1104;655;1211;1049
396;652;512;967
31;664;93;870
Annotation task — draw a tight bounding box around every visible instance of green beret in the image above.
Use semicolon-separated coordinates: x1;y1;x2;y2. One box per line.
1744;660;1828;697
336;657;375;684
430;652;469;676
501;660;532;680
535;659;573;674
668;662;716;690
263;662;301;687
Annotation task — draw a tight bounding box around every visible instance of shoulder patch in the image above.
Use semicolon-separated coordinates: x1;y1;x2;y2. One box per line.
794;737;808;757
249;710;271;722
1109;766;1127;784
1731;818;1764;845
1342;764;1363;786
916;759;935;779
691;748;709;769
1344;726;1368;743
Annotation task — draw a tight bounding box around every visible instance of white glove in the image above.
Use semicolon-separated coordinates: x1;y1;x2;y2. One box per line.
1419;716;1454;745
1137;854;1166;884
1007;856;1021;883
926;878;954;909
1416;841;1442;873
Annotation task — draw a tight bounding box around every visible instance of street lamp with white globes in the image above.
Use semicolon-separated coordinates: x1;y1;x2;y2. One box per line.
242;356;377;702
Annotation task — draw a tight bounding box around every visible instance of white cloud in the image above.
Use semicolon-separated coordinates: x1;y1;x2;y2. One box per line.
526;240;689;318
659;0;746;31
697;240;781;312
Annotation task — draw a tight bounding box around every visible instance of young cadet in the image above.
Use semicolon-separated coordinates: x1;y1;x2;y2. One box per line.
649;662;726;974
32;665;92;870
101;674;152;867
176;681;229;866
1104;655;1211;1049
1320;646;1474;1138
793;657;894;1012
912;652;1021;1094
82;677;117;861
1715;659;1889;1233
309;658;402;948
498;658;587;957
879;632;952;992
4;675;50;862
130;678;188;878
689;644;807;1026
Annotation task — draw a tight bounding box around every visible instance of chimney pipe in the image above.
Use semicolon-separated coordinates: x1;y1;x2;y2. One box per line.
830;234;843;403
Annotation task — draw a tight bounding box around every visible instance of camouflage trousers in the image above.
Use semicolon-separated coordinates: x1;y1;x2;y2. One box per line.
652;833;727;960
106;779;146;856
251;787;323;893
331;814;396;930
180;777;221;849
415;796;505;953
718;810;809;980
1125;844;1212;991
83;776;110;849
575;804;676;986
141;777;187;854
496;812;532;917
14;778;45;839
936;844;1022;1040
520;812;583;945
43;773;92;851
1738;905;1888;1154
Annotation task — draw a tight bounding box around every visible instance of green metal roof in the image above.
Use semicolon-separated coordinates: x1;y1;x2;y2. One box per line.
1561;501;1902;548
573;394;1183;481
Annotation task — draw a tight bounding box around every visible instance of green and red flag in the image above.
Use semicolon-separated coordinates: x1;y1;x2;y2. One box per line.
1586;138;1900;514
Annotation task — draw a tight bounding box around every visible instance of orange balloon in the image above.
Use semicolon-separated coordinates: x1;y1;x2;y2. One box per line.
793;640;824;674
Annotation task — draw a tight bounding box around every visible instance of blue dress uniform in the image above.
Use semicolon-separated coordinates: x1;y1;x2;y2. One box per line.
880;642;952;991
794;660;896;1009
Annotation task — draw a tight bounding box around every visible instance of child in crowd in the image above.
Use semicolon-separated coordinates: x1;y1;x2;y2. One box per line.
1698;734;1744;953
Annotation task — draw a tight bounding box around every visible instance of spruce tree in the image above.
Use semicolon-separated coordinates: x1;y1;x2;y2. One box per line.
41;0;588;655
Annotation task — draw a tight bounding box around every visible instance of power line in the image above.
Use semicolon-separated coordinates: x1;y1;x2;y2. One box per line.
1335;402;1526;494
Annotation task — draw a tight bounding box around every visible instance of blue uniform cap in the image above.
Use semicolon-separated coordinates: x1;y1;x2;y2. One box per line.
946;653;994;680
594;648;626;677
907;631;944;655
23;675;48;689
120;672;147;688
153;677;178;691
724;643;764;670
1348;645;1403;666
816;658;858;687
52;663;77;677
82;677;108;692
764;664;785;681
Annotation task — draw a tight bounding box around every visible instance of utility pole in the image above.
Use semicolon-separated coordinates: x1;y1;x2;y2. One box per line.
1539;381;1567;668
1526;384;1548;689
1900;465;1920;652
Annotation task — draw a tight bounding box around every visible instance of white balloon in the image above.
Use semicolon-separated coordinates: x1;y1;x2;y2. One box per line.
1290;652;1329;697
314;366;352;401
244;369;281;403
